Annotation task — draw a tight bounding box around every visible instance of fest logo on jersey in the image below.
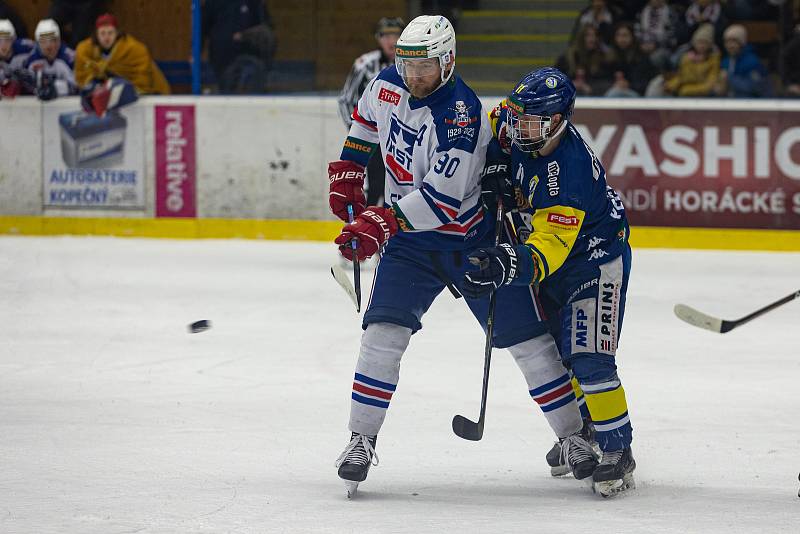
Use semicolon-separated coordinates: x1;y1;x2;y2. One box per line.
444;100;477;140
379;87;401;105
547;212;580;227
385;114;422;184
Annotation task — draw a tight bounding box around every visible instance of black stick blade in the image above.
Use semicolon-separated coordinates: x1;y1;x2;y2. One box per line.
452;415;483;441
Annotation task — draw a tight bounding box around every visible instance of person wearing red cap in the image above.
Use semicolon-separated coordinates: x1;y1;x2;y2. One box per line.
74;13;170;95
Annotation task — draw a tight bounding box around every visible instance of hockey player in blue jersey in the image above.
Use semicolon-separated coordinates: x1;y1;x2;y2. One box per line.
462;67;636;497
329;16;598;497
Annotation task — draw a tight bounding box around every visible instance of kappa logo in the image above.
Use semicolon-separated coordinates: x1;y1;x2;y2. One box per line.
589;249;609;260
378;87;401;105
547;212;579;227
587;236;606;251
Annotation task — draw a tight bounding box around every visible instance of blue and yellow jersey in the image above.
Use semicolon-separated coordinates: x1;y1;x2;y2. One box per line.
488;105;628;285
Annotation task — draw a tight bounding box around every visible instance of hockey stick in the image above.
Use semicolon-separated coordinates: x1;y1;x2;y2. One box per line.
330;205;363;312
330;264;359;310
452;200;505;441
346;204;362;313
674;289;800;333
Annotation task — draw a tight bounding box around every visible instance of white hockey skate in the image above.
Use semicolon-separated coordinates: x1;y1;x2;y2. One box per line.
335;432;378;499
592;447;636;497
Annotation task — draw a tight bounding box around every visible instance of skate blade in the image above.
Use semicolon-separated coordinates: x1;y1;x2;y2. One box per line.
550;465;570;477
344;480;359;499
593;473;635;498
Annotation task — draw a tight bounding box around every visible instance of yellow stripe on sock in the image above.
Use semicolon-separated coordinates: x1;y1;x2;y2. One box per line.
584;385;629;423
571;377;584;400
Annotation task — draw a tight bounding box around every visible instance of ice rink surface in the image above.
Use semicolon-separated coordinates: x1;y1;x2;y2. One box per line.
1;236;798;533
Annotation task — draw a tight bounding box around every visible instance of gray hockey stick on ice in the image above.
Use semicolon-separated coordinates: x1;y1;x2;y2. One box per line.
674;290;800;333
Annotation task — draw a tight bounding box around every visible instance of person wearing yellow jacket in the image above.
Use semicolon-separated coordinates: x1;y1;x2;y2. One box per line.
663;23;720;97
74;13;170;95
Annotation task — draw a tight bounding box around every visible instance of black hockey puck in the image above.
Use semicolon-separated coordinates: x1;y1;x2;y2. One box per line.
188;320;212;333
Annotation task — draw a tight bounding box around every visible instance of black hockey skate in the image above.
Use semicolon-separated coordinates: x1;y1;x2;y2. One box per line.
546;418;597;477
335;432;378;498
592;447;636;497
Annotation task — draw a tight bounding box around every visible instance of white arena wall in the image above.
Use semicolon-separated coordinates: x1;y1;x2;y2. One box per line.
1;95;799;250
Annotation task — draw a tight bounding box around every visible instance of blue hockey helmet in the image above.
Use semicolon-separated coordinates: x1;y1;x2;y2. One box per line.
506;67;576;153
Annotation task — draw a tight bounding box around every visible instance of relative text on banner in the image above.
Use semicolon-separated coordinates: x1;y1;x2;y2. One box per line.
155;105;196;218
575;108;800;229
43;100;145;209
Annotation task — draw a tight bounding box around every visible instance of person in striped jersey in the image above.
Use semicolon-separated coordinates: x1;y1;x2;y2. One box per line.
330;15;597;498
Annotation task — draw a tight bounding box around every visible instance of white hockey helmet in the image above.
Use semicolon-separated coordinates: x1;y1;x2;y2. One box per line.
0;19;16;40
395;15;456;88
35;18;61;41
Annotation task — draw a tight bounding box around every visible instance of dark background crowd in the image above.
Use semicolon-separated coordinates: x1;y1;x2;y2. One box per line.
551;0;799;97
1;0;799;98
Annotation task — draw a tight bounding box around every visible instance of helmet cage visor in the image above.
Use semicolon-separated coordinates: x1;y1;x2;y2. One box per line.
508;108;552;153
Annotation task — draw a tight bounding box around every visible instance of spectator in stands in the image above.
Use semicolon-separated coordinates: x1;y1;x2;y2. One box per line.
338;17;404;208
0;0;27;38
605;22;658;96
636;0;682;70
684;0;725;40
574;0;616;43
49;0;105;48
783;24;800;97
202;0;276;94
663;23;720;96
16;19;77;100
608;1;649;22
74;13;170;95
557;24;614;96
713;23;769;97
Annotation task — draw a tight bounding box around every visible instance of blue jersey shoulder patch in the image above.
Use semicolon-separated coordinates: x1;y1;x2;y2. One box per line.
429;76;482;154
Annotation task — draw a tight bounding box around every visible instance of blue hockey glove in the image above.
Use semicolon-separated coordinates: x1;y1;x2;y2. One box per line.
480;161;515;216
462;243;519;299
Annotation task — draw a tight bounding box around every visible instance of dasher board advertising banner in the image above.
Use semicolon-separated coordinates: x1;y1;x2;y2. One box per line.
574;107;800;229
155;105;196;218
42;99;145;209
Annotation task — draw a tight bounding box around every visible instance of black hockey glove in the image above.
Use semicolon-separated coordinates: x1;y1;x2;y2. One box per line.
11;68;36;95
480;161;515;216
462;243;519;299
36;74;58;101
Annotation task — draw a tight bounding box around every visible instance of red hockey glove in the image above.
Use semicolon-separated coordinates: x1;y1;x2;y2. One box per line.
328;160;366;222
335;207;399;261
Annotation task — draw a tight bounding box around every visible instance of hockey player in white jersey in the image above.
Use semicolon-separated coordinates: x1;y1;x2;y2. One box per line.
16;19;77;100
329;15;597;497
0;19;33;86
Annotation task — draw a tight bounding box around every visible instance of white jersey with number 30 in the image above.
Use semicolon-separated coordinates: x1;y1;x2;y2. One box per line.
340;65;493;250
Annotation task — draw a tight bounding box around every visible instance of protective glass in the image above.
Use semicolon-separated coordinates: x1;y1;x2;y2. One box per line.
508;109;551;153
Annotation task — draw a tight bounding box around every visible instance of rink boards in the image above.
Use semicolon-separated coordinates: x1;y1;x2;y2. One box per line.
1;96;799;251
